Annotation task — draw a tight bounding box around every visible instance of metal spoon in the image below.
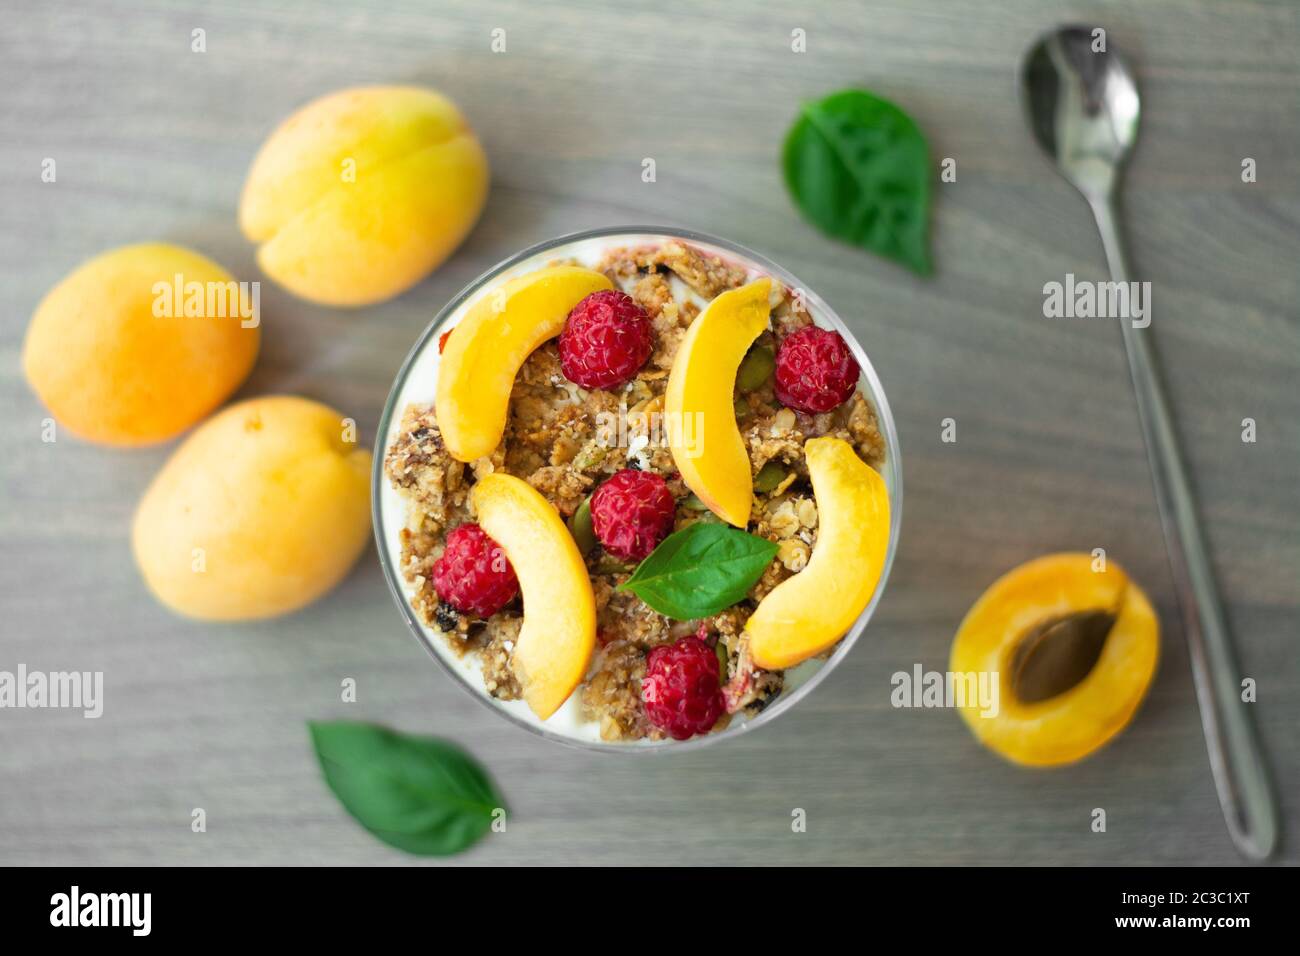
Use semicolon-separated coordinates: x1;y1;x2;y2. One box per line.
1020;25;1278;861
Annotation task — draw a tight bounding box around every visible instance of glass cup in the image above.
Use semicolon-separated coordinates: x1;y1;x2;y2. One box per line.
373;226;903;752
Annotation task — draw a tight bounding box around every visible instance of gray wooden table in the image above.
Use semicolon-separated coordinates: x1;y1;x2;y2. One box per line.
2;0;1297;866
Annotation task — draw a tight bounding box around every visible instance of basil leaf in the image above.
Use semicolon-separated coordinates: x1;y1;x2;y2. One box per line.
309;721;504;856
618;523;778;620
782;88;933;275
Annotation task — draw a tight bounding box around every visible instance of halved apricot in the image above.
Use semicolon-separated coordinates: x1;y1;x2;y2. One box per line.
471;473;597;719
949;553;1159;767
665;278;772;526
746;436;890;669
436;265;613;462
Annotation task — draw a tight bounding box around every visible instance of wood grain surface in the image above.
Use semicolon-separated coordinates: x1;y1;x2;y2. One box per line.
1;0;1297;865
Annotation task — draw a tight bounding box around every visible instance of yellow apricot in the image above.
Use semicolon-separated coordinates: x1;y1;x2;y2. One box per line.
132;396;371;620
22;243;259;446
949;553;1160;767
240;85;489;307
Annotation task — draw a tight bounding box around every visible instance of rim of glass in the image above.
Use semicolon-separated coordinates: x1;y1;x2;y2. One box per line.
371;225;904;755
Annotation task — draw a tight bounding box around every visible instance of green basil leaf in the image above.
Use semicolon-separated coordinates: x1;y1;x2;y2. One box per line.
782;88;932;275
309;721;504;856
617;523;778;619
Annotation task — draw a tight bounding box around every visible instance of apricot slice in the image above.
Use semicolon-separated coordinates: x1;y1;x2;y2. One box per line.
436;266;613;462
470;473;597;719
746;437;890;669
665;278;772;526
949;553;1159;767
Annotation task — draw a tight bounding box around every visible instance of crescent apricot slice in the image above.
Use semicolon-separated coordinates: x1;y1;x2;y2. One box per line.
746;437;891;669
949;553;1159;767
436;265;613;462
664;278;772;526
471;473;596;720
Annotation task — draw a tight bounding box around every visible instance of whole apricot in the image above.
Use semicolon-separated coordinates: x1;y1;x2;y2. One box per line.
132;396;372;620
23;243;260;446
239;85;489;307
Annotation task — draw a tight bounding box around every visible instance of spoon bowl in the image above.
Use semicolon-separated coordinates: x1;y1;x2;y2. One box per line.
1022;26;1141;199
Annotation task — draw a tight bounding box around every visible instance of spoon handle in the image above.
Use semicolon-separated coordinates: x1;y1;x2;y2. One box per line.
1090;195;1279;861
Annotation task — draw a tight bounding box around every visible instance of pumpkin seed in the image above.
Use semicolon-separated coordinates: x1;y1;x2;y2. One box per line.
736;345;775;392
753;461;788;493
567;497;596;555
592;554;634;576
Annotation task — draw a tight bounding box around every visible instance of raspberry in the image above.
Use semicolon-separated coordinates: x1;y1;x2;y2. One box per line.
558;290;653;390
642;637;725;740
432;523;519;618
590;469;675;561
773;326;860;413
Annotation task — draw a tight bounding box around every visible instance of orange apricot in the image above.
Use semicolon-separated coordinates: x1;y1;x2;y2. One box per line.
23;243;260;446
